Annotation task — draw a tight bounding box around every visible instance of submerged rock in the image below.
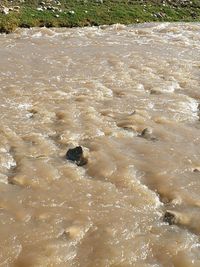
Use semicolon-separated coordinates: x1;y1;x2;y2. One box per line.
138;127;157;141
163;209;200;234
163;211;177;225
66;146;87;166
140;128;152;138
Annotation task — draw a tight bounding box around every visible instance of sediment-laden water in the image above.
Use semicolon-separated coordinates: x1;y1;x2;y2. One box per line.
0;23;200;267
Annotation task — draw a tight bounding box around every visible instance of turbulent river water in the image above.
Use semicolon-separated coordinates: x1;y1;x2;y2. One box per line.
0;23;200;267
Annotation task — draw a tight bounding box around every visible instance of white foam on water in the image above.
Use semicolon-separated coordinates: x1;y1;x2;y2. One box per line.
164;81;181;93
17;103;32;110
174;96;199;122
32;31;43;38
0;151;16;170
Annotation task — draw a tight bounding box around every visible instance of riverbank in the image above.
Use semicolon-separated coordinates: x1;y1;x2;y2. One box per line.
0;0;200;33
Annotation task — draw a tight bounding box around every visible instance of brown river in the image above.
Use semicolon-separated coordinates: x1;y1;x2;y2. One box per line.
0;23;200;267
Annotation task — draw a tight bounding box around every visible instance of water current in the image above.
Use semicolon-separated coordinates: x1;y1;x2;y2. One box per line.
0;23;200;266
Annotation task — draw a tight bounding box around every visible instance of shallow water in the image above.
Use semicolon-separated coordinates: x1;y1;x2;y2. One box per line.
0;23;200;266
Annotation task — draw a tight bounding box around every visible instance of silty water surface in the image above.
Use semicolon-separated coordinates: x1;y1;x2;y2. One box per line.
0;23;200;266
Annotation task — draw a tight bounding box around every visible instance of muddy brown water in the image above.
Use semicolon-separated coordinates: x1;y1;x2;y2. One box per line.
0;23;200;266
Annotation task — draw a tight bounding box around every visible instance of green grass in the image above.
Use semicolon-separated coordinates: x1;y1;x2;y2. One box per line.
0;0;200;33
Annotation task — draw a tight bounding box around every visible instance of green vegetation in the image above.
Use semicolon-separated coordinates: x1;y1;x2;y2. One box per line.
0;0;200;33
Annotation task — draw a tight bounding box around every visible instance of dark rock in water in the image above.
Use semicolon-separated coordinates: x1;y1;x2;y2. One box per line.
66;146;87;166
76;157;88;166
150;89;160;95
163;211;177;225
139;128;158;141
66;146;83;161
140;128;151;137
